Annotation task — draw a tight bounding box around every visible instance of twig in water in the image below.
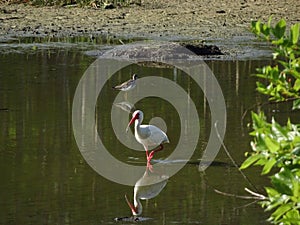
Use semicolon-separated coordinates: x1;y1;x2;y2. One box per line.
119;39;125;45
245;188;267;200
240;97;300;128
214;121;259;193
202;171;267;204
234;199;259;209
213;187;264;200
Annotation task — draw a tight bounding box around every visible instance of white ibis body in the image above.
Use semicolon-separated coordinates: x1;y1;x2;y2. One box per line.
126;110;169;161
113;74;138;91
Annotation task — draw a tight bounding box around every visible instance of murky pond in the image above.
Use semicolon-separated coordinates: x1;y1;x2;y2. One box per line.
0;40;298;225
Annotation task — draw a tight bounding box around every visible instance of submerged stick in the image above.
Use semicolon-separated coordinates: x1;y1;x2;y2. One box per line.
213;188;264;200
244;188;266;200
240;97;300;128
214;121;260;193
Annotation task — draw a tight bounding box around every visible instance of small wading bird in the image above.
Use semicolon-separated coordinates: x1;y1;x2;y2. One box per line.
126;110;169;162
112;74;138;91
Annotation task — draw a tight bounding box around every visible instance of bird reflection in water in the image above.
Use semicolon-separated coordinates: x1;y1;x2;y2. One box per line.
113;101;135;113
115;162;168;222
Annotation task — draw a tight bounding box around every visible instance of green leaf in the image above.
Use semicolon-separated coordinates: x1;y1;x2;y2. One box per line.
240;154;261;169
292;99;300;110
254;20;261;35
272;169;294;195
282;217;300;223
272;119;288;139
272;204;292;221
265;136;280;152
255;157;269;166
293;79;300;91
272;37;285;46
272;19;286;39
292;146;300;156
290;23;300;45
262;24;270;37
281;209;300;223
265;186;279;197
292;177;299;198
267;16;273;28
262;158;277;175
251;112;266;129
278;60;289;68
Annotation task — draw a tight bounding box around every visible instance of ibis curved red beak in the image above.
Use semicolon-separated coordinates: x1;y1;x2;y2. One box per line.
126;114;138;133
125;194;138;215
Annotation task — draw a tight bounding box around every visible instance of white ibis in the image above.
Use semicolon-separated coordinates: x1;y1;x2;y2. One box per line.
126;110;169;162
113;74;138;91
125;164;168;216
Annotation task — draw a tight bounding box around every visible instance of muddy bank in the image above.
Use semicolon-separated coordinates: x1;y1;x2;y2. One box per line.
0;0;299;57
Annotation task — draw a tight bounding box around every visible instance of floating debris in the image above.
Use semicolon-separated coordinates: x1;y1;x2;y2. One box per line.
114;216;152;222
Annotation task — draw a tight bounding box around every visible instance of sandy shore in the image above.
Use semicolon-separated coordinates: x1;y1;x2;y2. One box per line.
0;0;299;56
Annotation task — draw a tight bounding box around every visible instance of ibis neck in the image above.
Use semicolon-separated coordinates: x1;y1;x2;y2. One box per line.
134;119;141;132
133;194;143;216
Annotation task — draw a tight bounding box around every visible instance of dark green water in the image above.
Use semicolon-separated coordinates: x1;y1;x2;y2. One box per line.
0;43;298;225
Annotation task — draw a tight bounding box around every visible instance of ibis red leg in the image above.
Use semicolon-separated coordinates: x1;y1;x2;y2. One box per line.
147;144;164;161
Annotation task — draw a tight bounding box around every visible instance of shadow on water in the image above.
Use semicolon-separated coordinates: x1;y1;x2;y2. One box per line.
1;41;299;224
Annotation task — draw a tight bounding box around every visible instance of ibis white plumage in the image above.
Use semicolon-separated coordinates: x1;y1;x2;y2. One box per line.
126;110;169;162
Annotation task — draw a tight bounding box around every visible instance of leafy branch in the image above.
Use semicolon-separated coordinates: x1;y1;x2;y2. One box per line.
241;18;300;225
251;18;300;110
